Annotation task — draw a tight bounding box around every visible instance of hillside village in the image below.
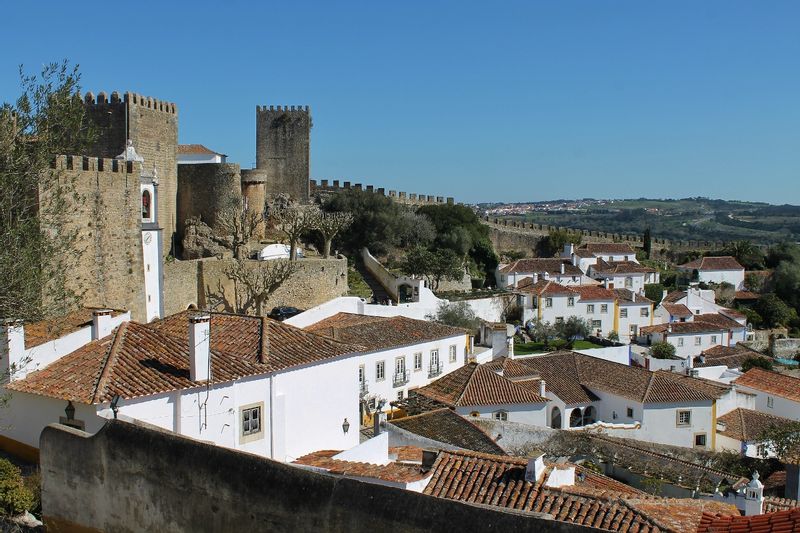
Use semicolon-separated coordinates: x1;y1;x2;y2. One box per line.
2;72;800;532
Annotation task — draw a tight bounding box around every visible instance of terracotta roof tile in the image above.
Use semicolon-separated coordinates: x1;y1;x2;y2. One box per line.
515;279;576;296
663;290;687;303
641;314;743;335
734;368;800;403
679;256;744;271
717;408;796;442
695;344;771;369
697;507;800;533
613;288;653;304
594;261;657;276
423;449;736;532
499;258;583;276
735;291;761;301
293;448;429;483
177;144;225;156
22;308;126;349
414;363;548;408
306;313;466;352
7;321;268;404
570;285;616;301
389;408;505;454
662;303;693;317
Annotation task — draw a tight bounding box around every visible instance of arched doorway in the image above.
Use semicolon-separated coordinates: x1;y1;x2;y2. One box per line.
550;406;562;429
570;408;583;428
583;406;597;426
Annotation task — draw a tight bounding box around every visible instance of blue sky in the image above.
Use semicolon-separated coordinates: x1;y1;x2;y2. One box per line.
1;1;798;204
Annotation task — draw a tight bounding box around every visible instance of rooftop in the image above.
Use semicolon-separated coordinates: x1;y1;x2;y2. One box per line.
734;368;800;403
21;308;126;349
499;258;582;276
679;256;745;272
697;507;800;533
293;447;430;484
569;285;617;301
641;313;744;335
593;260;657;276
388;408;505;454
613;288;653;304
661;303;693;318
716;408;797;442
306;313;466;352
695;344;771;369
177;144;226;156
515;279;575;296
413;362;548;408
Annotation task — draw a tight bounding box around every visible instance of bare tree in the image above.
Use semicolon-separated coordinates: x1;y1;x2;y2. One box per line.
216;195;261;260
224;259;298;315
316;211;353;258
271;203;320;261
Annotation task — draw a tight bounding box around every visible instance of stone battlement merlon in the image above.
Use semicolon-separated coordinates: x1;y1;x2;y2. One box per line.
256;105;311;113
81;91;178;115
51;154;144;174
311;179;455;205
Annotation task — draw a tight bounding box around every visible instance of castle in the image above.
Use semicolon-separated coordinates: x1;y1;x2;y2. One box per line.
50;91;451;322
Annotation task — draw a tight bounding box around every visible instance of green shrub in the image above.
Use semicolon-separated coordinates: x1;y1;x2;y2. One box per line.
650;341;676;360
0;459;35;516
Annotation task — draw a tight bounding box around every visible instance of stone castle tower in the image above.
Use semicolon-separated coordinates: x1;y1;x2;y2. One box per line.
241;105;311;206
83;91;178;256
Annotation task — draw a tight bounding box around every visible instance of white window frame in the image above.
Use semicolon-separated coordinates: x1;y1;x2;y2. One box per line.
376;361;385;381
695;336;702;346
767;397;774;408
587;304;595;314
358;364;365;383
694;433;707;448
397;390;404;401
567;297;575;307
413;352;422;371
545;298;553;308
620;308;628;318
640;308;649;317
677;410;691;427
677;338;684;347
493;410;508;421
395;356;406;375
449;345;457;363
711;335;718;344
600;304;608;314
239;402;265;444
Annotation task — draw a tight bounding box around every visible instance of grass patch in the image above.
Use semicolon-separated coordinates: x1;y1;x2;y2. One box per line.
347;265;372;299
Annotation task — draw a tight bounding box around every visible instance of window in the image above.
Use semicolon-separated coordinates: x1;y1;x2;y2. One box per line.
695;337;702;346
640;308;649;317
757;444;767;456
470;411;480;417
395;356;406;375
376;361;385;381
572;276;578;282
592;320;601;329
555;316;564;324
625;277;633;288
545;298;553;308
241;404;263;441
358;365;365;383
711;335;718;344
627;407;634;418
397;390;404;401
677;410;691;427
600;304;608;314
694;434;707;448
141;189;151;220
624;256;629;261
567;297;575;307
620;308;628;318
449;345;457;363
493;410;508;421
767;397;774;408
677;338;684;347
414;352;422;371
587;304;595;314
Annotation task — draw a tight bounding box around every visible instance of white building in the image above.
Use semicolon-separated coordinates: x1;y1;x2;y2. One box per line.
588;261;659;295
733;368;800;422
561;242;639;273
304;313;470;422
177;144;227;164
411;362;549;426
569;285;618;337
716;408;793;458
657;287;726;321
496;259;587;289
640;312;748;362
677;256;746;290
613;289;654;343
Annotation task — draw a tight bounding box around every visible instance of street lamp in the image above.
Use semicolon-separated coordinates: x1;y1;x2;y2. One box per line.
64;401;75;421
342;418;350;434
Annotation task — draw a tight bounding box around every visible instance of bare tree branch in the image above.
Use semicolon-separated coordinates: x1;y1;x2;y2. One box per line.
224;259;298;315
270;202;320;261
316;211;354;258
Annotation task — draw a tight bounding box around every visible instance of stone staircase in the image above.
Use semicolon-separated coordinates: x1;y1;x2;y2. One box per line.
355;261;395;304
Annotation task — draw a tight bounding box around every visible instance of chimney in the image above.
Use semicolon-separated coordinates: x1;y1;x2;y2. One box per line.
533;273;539;284
743;472;764;516
421;450;438;472
525;454;547;483
539;379;546;397
545;465;576;488
189;315;211;382
667;324;672;333
92;309;114;340
603;279;609;289
0;319;25;382
373;410;387;436
560;262;565;275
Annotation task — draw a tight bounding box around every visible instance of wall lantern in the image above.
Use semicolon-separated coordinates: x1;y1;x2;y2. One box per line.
342;418;350;434
110;394;121;419
64;401;76;421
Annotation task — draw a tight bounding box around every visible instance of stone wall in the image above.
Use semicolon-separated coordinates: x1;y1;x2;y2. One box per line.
163;260;200;316
771;338;800;358
311;179;455;206
196;257;348;314
46;155;147;320
255;106;311;202
40;420;590;533
177;162;242;243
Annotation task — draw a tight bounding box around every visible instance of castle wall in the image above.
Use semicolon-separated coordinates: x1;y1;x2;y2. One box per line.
83;91;179;257
163;260;200;315
45;155;147;320
177;162;242;240
255;106;311;202
311;179;455;206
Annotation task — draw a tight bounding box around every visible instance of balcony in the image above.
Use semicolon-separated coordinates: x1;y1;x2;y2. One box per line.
359;380;369;396
393;370;410;388
428;362;443;379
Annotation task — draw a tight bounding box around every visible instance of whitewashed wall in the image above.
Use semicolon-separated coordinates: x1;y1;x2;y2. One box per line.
456;403;547;427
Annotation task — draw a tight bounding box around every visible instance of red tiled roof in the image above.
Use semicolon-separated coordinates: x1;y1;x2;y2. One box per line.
717;408;796;442
695;313;746;330
697;507;800;533
424;449;736;533
613;288;653;304
293;448;430;483
151;311;362;372
695;344;770;369
499;258;583;276
735;291;761;301
388;408;505;455
306;313;466;352
734;368;800;402
570;285;616;301
414;363;548;408
641;314;743;335
679;256;744;271
594;261;657;275
515;279;576;296
22;308;126;349
764;496;800;513
6;321;269;404
663;290;687;303
578;243;638;255
177;144;225;156
662;303;693;318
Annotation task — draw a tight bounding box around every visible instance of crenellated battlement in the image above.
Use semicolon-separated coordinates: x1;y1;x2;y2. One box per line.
311;179;454;206
256;105;310;114
51;154;144;174
81;91;178;114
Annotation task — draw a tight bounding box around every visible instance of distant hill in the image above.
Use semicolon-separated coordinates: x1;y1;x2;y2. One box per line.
476;198;800;244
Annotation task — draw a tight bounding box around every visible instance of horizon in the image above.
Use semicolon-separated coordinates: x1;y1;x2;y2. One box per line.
1;1;798;205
